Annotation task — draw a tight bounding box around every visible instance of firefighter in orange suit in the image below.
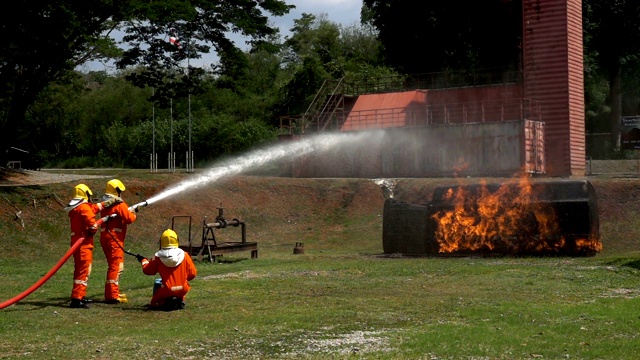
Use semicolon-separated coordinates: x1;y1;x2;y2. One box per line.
65;184;121;309
136;229;197;310
99;179;137;304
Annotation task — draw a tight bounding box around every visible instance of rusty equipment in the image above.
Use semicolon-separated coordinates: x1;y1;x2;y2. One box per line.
383;179;601;257
175;208;258;263
293;242;305;254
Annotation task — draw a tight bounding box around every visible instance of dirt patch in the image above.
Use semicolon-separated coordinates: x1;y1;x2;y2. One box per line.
0;169;109;187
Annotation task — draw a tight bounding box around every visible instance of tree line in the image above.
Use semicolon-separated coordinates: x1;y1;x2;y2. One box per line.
2;1;639;169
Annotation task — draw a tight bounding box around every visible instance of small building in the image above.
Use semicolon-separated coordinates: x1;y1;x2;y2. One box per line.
280;0;584;178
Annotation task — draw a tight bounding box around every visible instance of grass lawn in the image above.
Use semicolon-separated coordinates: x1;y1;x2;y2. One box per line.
1;172;640;359
2;252;640;359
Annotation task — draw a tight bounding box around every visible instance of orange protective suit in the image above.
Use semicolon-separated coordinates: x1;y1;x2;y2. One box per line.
141;248;197;308
100;201;136;301
66;201;102;301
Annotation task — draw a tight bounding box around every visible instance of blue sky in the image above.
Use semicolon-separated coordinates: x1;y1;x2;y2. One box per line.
82;0;363;72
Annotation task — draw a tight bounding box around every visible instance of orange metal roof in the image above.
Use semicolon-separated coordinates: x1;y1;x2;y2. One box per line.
342;91;427;130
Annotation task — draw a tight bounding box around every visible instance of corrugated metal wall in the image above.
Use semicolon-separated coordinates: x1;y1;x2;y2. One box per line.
426;84;522;105
523;0;585;176
342;91;427;130
341;84;533;129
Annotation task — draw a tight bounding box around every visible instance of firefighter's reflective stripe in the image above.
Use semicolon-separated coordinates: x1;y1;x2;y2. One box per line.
101;227;123;233
170;285;184;292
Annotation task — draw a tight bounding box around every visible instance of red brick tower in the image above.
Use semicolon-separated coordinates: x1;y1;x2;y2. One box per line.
522;0;585;176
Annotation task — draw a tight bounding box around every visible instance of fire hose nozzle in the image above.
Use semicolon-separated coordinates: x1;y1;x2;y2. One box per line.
129;201;149;213
98;213;118;224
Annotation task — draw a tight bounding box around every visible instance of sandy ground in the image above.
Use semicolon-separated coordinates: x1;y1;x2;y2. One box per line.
0;169;110;187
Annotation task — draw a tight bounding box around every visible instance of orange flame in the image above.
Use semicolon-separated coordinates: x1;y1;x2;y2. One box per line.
431;177;602;255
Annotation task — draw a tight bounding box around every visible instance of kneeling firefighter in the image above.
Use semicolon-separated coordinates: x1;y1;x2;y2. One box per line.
136;229;197;310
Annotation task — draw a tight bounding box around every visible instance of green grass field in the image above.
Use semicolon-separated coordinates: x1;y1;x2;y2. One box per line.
1;172;640;359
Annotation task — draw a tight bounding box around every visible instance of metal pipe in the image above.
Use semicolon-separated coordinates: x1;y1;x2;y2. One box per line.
205;220;224;228
205;218;242;229
237;220;246;244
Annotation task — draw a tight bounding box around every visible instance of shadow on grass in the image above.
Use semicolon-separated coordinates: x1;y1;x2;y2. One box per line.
5;297;188;312
6;297;70;311
195;257;252;264
607;258;640;270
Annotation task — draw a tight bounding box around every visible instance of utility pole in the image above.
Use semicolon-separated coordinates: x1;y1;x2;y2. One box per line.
187;38;193;173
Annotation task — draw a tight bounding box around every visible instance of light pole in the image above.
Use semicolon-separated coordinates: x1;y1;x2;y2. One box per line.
152;88;156;172
188;52;192;172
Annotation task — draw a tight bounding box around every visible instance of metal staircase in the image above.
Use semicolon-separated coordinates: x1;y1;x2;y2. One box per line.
283;77;351;135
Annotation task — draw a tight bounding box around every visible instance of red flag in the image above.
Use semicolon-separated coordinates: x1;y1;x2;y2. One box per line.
169;36;181;48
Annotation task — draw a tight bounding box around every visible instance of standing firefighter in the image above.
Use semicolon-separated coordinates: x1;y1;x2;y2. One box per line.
65;184;121;309
136;229;197;311
100;179;137;304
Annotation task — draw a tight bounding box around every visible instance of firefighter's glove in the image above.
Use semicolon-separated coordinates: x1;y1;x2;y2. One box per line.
102;196;123;208
87;225;98;237
135;254;145;263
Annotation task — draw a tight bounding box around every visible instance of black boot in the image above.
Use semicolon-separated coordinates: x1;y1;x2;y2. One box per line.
69;298;90;309
172;297;185;310
160;297;184;311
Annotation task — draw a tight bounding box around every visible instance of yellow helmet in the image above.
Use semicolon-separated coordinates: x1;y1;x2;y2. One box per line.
160;229;179;249
105;179;126;197
73;184;93;201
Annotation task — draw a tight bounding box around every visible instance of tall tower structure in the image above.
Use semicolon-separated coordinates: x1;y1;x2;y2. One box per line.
522;0;585;176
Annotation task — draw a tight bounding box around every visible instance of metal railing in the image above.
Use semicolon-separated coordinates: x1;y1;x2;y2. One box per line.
282;98;541;134
340;69;520;96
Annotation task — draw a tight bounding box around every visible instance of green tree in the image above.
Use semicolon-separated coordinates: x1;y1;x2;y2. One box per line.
116;0;292;108
583;0;640;151
23;73;88;167
362;0;522;75
25;71;153;167
276;13;391;119
0;0;293;166
0;1;127;165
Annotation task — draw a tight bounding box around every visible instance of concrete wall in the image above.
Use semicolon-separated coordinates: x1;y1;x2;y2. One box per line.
292;120;541;178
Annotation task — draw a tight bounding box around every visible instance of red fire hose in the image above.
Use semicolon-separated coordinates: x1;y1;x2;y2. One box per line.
0;234;86;310
0;201;150;310
0;215;111;310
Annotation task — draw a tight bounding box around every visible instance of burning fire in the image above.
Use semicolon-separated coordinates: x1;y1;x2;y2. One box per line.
431;177;602;255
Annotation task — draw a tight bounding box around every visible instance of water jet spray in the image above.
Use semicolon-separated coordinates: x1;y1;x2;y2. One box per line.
145;131;380;204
